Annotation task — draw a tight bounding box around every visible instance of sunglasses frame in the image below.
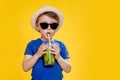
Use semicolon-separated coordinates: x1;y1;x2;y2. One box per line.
40;22;59;30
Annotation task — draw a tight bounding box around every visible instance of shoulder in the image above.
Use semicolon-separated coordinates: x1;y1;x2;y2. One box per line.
27;38;42;47
28;38;42;44
25;38;42;55
54;39;66;47
54;39;63;44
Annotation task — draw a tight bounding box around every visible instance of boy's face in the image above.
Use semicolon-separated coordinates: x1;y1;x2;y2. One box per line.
36;15;58;40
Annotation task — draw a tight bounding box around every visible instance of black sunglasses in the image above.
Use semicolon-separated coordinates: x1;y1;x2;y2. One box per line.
40;22;59;30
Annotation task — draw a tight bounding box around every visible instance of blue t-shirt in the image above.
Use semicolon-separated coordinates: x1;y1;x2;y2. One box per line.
24;38;70;80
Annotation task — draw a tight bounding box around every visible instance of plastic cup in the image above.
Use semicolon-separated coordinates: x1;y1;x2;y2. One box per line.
43;41;55;66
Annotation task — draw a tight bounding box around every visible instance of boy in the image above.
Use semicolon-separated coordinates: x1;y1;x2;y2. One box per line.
22;6;71;80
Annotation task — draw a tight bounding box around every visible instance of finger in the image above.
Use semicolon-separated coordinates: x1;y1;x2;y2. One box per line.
43;45;48;48
50;51;55;55
51;44;57;49
39;44;45;49
42;43;48;47
54;44;59;49
42;46;48;51
40;44;48;48
41;43;46;46
42;52;47;54
50;48;56;52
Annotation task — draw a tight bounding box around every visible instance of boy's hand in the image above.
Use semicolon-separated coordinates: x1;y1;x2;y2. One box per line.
36;44;48;58
51;44;60;60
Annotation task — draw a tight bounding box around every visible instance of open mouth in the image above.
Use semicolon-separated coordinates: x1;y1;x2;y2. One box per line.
46;32;51;38
47;32;51;35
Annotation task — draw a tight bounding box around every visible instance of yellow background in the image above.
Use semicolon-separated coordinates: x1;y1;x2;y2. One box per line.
0;0;120;80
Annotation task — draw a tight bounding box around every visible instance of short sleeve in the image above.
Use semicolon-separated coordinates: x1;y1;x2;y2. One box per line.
60;42;70;59
24;41;34;55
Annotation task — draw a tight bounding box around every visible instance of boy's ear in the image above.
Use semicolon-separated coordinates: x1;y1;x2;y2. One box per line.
35;24;40;32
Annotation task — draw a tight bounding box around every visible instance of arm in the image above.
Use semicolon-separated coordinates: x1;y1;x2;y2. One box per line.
22;54;40;72
22;44;47;72
51;44;72;73
56;57;72;73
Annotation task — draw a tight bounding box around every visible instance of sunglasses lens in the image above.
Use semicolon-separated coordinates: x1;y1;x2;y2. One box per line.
50;23;58;30
40;23;48;29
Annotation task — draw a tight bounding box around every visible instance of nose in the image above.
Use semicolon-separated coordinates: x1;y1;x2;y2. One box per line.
47;24;51;29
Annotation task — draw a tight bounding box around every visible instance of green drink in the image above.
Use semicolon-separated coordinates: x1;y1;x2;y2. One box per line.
43;48;55;66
